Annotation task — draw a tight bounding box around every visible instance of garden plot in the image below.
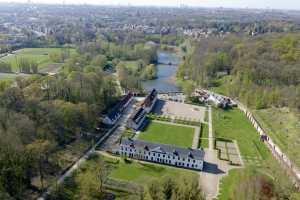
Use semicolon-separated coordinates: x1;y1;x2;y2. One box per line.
216;140;242;166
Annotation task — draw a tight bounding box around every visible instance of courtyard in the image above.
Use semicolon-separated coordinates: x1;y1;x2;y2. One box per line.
137;120;196;148
153;99;206;122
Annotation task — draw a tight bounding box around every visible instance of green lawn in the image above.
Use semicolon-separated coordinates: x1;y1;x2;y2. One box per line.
137;121;195;148
213;108;270;161
109;157;197;183
200;123;209;148
0;48;75;72
253;107;300;167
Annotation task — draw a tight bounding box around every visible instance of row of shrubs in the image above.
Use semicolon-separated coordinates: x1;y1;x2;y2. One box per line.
147;113;201;126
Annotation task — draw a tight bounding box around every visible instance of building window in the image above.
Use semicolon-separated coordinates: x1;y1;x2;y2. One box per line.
187;164;189;167
157;158;159;162
183;158;185;161
158;154;160;157
188;159;190;162
168;155;170;159
163;155;165;158
193;160;195;163
173;156;175;159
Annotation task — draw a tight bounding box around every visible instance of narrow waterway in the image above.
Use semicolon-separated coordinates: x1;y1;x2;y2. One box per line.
142;50;181;92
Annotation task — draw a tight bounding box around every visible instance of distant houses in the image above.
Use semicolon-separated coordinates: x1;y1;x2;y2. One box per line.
192;89;237;109
102;92;133;125
118;138;204;171
127;89;158;130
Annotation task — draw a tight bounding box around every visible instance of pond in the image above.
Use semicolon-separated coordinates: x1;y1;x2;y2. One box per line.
142;51;181;93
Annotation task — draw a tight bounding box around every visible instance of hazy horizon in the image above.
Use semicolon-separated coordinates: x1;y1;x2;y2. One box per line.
0;0;300;11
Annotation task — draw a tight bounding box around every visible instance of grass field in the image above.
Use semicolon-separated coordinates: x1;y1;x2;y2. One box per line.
109;156;197;183
69;154;197;199
213;108;271;164
137;121;195;148
0;48;75;72
253;107;300;167
199;123;209;148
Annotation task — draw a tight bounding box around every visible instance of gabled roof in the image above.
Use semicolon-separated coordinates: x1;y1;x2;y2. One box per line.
130;107;147;124
142;89;157;108
106;92;133;120
121;138;204;160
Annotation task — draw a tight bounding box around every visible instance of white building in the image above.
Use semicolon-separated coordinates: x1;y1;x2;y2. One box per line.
118;138;204;171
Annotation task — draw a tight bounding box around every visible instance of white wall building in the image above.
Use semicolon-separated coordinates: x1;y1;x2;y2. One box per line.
119;138;204;171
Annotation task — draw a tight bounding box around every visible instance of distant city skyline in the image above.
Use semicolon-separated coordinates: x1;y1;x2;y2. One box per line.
0;0;299;10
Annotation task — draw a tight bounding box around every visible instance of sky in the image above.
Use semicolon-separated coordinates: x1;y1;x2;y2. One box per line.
0;0;300;10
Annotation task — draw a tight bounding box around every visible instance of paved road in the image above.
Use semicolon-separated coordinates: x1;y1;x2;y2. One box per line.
38;101;135;200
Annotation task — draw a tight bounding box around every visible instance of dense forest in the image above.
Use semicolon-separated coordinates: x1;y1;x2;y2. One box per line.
177;33;300;111
0;32;160;199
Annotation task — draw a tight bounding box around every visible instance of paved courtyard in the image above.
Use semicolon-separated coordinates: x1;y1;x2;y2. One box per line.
153;100;206;122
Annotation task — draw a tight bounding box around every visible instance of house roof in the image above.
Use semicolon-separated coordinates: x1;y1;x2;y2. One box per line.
130;107;147;124
142;89;157;108
106;92;133;120
120;138;204;160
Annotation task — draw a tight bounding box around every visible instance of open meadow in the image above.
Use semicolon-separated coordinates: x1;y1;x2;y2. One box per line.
253;107;300;168
0;48;75;72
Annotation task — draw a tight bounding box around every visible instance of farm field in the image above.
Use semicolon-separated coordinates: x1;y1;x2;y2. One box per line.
137;120;195;148
253;107;300;167
0;48;75;72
